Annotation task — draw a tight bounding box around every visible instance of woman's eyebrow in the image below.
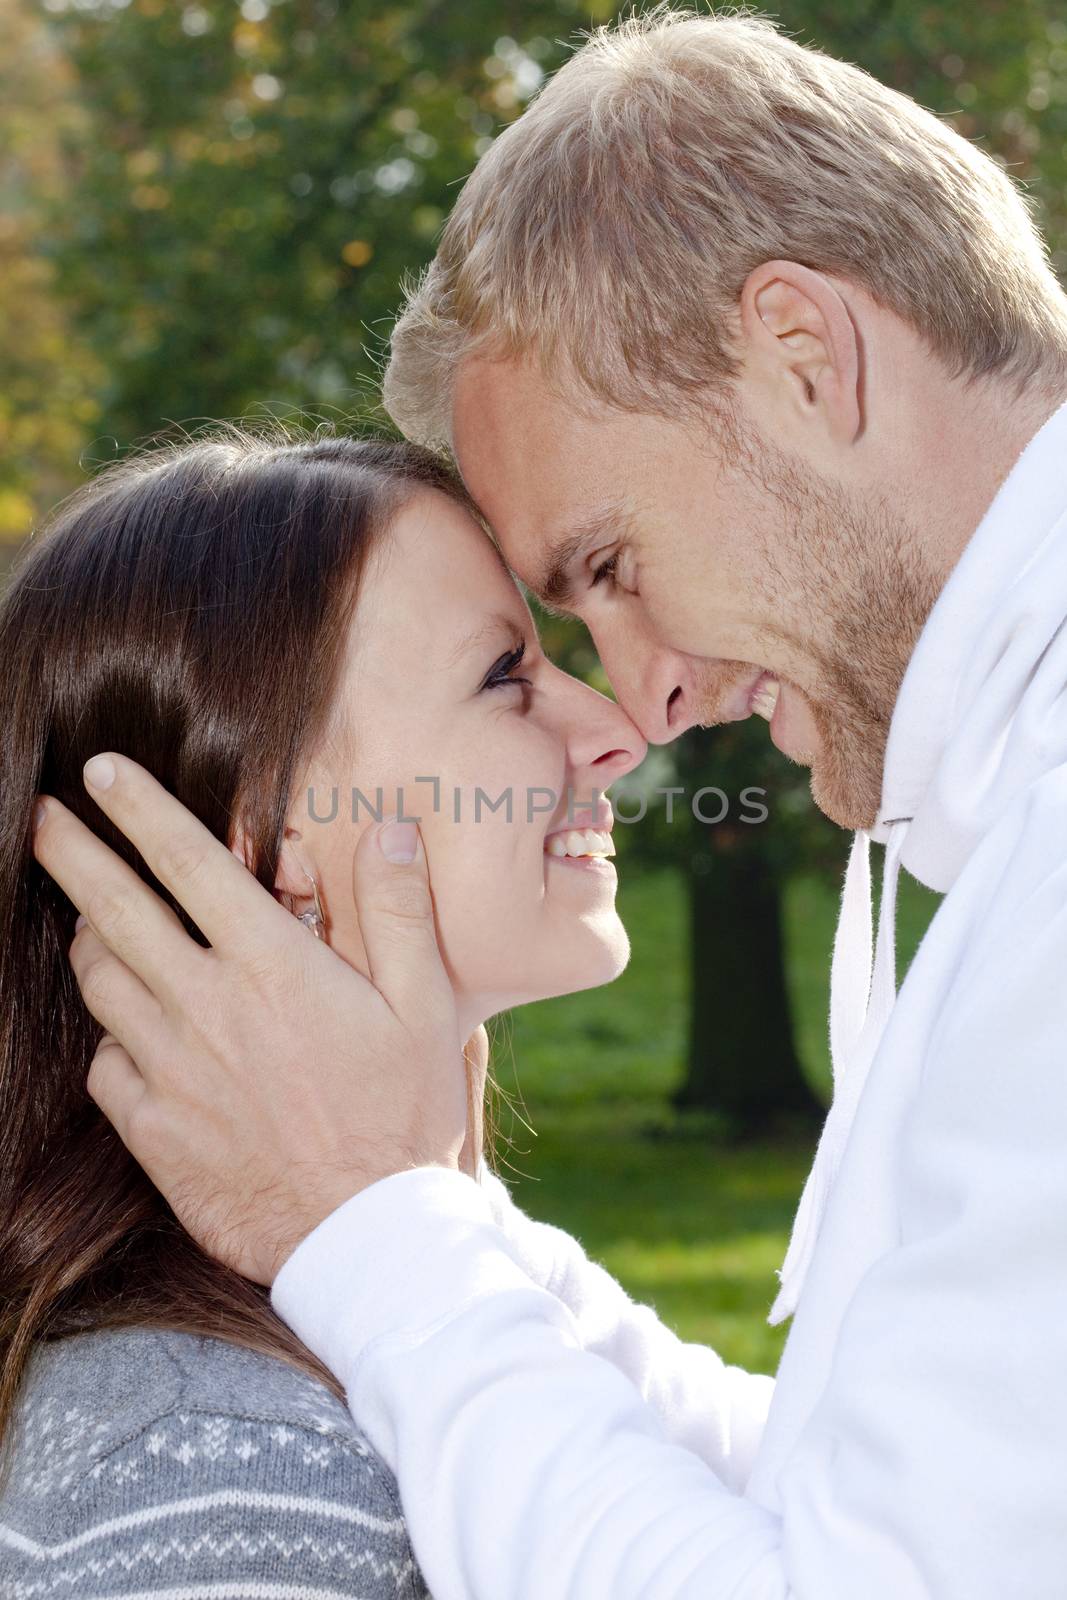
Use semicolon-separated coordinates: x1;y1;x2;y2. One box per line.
446;611;525;668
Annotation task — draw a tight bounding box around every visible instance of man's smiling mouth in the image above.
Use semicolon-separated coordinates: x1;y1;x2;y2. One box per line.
750;672;781;721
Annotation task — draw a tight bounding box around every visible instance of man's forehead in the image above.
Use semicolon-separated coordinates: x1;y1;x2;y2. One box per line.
452;353;615;495
450;356;634;585
453;349;567;422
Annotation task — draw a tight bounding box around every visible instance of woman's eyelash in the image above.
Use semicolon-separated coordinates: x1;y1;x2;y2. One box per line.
482;642;532;691
591;553;618;587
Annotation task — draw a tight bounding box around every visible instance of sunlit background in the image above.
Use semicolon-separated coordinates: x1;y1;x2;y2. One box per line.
5;0;1066;1368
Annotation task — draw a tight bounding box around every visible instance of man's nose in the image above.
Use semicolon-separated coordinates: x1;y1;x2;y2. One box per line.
593;632;704;746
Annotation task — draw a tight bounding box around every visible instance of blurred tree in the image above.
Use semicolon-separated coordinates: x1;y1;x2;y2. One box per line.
0;7;102;564
668;725;831;1133
10;0;1067;1128
26;0;619;444
24;0;1067;452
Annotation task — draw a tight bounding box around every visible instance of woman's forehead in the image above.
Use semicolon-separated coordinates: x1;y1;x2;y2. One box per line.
353;488;532;661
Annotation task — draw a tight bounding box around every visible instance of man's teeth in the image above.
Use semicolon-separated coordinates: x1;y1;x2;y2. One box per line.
752;678;780;722
545;829;616;859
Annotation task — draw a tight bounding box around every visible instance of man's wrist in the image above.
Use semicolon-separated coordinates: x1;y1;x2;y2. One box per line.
268;1151;461;1282
270;1164;524;1388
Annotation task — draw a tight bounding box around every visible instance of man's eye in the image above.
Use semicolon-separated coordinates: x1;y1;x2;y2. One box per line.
591;554;618;588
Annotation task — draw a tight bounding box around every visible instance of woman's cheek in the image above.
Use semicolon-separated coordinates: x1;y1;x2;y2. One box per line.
438;821;527;971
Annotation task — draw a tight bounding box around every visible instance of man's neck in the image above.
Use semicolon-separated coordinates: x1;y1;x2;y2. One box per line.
903;370;1067;595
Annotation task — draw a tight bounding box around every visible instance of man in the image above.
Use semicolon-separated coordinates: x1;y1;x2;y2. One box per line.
34;11;1067;1597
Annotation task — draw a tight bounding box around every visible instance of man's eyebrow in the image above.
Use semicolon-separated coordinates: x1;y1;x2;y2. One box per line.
446;610;525;669
535;503;632;611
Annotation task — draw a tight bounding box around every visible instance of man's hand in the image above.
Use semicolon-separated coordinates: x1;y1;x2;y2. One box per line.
32;752;472;1286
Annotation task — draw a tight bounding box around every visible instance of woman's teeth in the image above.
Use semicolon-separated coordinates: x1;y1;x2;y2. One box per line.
752;677;781;721
545;829;616;859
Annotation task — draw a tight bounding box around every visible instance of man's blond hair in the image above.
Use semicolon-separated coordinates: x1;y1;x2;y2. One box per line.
383;7;1067;448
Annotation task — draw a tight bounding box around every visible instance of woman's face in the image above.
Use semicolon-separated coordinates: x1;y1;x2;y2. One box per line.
286;489;647;1038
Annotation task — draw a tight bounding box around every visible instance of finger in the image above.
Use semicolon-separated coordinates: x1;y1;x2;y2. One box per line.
34;794;209;1002
50;752;293;957
86;1032;149;1146
352;818;453;1023
68;922;165;1061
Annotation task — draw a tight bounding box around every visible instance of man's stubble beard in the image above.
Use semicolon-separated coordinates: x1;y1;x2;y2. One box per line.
691;428;943;832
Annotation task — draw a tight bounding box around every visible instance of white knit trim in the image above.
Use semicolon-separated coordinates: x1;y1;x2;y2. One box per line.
74;1586;383;1599
0;1488;406;1559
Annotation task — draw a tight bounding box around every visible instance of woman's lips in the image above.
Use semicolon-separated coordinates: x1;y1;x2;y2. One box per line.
546;855;617;875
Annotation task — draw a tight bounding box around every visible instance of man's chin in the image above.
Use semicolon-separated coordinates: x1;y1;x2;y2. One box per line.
810;760;880;832
807;700;886;832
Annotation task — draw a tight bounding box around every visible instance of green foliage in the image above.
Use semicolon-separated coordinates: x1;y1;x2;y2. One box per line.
15;0;1067;481
502;1101;808;1370
28;0;592;444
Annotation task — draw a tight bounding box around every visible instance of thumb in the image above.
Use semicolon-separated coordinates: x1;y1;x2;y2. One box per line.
353;816;453;1021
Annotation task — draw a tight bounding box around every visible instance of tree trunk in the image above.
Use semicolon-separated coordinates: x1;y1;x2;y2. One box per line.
673;821;823;1136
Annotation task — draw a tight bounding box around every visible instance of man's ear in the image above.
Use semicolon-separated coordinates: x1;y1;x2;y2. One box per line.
738;259;861;444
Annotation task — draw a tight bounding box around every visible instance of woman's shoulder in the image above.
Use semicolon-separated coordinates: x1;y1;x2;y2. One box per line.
1;1326;425;1598
7;1323;377;1496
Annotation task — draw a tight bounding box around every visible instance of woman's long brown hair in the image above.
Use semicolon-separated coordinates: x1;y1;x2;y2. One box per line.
0;423;478;1460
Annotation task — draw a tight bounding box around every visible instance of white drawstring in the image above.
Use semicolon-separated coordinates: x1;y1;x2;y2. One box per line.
768;819;909;1325
829;829;874;1078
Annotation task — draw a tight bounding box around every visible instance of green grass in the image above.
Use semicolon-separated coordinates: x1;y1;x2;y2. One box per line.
489;863;940;1371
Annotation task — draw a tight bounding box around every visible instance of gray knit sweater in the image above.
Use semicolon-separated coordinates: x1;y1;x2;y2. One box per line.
0;1325;429;1599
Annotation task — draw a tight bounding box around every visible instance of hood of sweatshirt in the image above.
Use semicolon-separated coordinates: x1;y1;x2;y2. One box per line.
769;396;1067;1324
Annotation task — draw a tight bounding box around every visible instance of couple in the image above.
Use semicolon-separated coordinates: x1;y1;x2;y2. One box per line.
6;10;1067;1598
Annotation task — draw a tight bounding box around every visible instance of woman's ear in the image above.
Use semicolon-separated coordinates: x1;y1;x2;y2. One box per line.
228;819;312;903
228;819;255;874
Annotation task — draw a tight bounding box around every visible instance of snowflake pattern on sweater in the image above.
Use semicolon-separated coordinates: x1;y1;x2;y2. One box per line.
0;1326;429;1599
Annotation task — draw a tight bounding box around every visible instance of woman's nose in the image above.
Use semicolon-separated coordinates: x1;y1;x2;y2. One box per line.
566;685;648;786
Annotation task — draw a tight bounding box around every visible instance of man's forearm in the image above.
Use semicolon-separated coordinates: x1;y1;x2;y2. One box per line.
272;1167;788;1600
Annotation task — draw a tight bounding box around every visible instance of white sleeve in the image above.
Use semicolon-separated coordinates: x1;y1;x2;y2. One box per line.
475;1159;773;1492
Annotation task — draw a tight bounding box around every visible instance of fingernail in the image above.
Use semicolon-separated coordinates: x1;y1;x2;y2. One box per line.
75;913;87;932
379;819;418;864
83;754;116;791
33;798;48;831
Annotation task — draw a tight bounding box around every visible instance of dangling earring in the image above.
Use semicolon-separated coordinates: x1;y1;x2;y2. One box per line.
294;867;327;942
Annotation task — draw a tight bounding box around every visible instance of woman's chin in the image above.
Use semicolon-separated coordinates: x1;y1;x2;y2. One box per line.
456;914;632;1028
519;919;632;1006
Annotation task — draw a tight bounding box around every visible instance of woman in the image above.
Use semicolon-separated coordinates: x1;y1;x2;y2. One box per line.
0;425;645;1596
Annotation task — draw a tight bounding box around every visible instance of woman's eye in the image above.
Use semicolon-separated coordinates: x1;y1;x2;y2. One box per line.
482;643;532;692
591;554;618;588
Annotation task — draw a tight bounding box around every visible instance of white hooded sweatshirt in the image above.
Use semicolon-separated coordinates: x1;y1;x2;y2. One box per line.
272;399;1067;1600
